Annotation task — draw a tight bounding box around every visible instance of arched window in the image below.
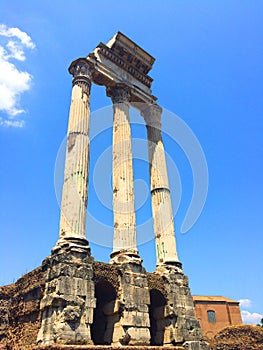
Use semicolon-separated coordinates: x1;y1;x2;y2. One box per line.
207;310;216;323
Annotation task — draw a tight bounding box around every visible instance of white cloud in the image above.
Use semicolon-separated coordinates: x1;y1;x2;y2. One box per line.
241;310;263;325
0;24;35;50
6;40;27;61
239;299;252;308
0;117;24;128
0;24;35;127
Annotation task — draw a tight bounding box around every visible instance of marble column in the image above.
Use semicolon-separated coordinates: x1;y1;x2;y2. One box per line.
141;105;180;265
106;88;150;347
56;58;92;249
106;84;138;261
37;59;95;345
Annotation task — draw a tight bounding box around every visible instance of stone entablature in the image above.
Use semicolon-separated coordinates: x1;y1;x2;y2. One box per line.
96;43;153;87
93;31;155;90
106;32;155;74
87;32;157;105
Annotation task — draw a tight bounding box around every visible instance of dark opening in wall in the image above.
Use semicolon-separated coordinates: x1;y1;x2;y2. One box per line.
149;289;167;345
91;279;118;345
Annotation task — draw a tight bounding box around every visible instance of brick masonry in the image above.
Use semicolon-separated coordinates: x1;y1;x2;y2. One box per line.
193;296;242;339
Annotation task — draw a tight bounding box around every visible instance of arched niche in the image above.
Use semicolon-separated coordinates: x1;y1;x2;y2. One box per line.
91;279;118;345
149;288;167;345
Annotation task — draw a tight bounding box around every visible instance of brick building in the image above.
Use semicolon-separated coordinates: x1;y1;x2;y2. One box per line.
193;296;242;339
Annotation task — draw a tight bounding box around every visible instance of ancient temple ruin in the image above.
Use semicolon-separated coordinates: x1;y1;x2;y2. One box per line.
0;32;210;350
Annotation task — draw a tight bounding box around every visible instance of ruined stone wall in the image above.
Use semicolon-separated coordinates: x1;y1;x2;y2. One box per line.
34;346;184;350
0;267;45;349
93;262;119;292
0;263;166;349
0;262;209;349
0;263;109;348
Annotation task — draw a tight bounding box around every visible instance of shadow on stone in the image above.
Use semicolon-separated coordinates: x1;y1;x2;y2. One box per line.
149;289;167;345
91;279;118;345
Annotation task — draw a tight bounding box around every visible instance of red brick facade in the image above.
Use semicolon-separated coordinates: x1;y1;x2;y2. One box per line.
193;296;242;339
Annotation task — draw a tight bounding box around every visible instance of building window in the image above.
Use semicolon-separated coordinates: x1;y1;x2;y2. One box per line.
207;310;216;323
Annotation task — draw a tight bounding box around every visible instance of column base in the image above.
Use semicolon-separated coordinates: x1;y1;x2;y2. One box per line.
157;260;183;269
110;248;142;265
52;236;91;254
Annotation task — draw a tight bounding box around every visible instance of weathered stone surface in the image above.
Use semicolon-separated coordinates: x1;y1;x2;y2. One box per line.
0;267;45;349
0;262;211;349
103;300;121;316
125;327;151;346
154;264;210;349
183;340;211;350
93;261;119;292
37;246;95;345
34;346;185;350
57;59;93;248
212;325;263;350
107;256;151;346
89;32;156;104
141;104;180;266
0;294;10;332
107;84;137;256
122;311;150;327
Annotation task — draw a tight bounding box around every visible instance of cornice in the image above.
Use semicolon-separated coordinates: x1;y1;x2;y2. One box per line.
97;43;153;88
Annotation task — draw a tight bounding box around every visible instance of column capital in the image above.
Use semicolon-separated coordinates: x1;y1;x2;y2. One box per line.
69;58;92;78
69;58;92;93
106;84;131;104
140;104;162;129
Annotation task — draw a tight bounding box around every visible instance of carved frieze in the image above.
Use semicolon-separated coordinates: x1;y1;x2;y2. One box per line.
98;44;153;88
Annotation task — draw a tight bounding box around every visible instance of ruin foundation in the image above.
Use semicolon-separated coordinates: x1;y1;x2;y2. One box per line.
0;258;209;349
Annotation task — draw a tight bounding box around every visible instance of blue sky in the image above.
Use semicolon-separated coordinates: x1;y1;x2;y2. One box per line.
0;1;262;325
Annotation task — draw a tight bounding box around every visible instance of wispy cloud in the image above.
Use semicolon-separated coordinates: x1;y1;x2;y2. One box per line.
239;299;252;308
0;117;24;128
0;24;35;127
241;310;263;325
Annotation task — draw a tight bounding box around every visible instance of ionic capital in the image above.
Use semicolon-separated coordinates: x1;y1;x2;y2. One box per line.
141;104;162;129
106;84;131;104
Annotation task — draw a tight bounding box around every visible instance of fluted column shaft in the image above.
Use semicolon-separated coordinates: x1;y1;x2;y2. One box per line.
107;85;137;257
57;59;92;247
142;105;179;265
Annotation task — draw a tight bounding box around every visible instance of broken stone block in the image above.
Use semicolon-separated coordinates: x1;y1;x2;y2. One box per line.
126;326;151;345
